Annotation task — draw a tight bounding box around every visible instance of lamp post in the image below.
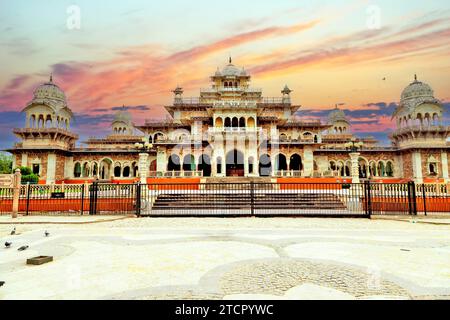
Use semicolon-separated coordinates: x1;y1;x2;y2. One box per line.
135;138;153;184
344;138;364;184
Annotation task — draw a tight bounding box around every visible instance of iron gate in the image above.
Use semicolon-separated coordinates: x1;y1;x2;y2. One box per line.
86;181;419;217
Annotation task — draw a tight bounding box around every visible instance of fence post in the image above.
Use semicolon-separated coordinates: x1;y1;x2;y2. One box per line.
12;168;21;219
407;181;417;216
89;182;98;215
411;181;417;216
365;180;372;217
135;183;141;217
80;184;85;216
250;181;255;216
421;184;427;216
25;182;31;216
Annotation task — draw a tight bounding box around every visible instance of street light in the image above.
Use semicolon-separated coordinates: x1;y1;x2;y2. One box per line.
344;138;364;153
135;138;153;152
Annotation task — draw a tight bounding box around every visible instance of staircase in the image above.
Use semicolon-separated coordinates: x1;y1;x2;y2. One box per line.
149;189;348;215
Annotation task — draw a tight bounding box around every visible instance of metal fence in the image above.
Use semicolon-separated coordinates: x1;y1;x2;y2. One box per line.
1;181;449;217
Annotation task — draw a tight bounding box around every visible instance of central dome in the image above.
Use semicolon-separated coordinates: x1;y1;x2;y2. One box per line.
328;107;348;123
222;63;241;77
114;108;132;124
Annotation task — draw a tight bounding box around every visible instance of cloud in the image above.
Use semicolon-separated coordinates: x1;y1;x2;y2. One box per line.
250;19;450;76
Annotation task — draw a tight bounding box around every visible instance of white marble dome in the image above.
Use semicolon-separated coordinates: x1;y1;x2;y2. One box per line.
401;76;434;103
114;108;132;124
33;78;67;104
398;75;440;112
222;63;241;77
328;107;348;123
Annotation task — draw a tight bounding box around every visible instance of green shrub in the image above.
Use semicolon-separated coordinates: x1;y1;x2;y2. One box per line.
22;173;39;184
14;167;39;184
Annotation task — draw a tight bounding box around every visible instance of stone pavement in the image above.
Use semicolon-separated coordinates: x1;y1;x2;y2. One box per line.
0;218;449;300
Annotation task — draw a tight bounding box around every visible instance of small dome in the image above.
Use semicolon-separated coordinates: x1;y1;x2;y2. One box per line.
401;76;434;102
114;108;132;124
240;68;247;76
33;77;66;104
398;75;440;112
215;68;222;77
328;107;348;123
222;63;241;77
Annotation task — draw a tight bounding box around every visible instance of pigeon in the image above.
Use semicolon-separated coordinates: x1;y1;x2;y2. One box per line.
382;77;386;81
17;245;29;251
44;231;50;237
0;281;4;287
10;227;16;235
5;242;11;248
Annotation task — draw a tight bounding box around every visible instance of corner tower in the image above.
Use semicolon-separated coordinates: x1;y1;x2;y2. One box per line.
11;76;78;183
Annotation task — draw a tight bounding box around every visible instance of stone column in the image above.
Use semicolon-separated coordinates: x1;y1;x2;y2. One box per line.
303;146;314;177
441;152;449;182
138;153;149;184
156;148;166;172
46;154;56;184
349;152;361;184
12;169;21;219
411;151;423;183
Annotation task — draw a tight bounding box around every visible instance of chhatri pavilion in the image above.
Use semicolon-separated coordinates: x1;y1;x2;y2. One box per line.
6;59;450;184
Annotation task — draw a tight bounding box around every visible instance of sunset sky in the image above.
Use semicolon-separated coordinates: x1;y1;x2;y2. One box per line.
0;0;449;148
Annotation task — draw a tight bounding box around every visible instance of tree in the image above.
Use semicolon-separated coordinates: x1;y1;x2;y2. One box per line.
14;166;39;184
0;153;12;174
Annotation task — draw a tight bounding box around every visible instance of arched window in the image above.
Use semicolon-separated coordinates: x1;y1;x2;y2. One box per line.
82;163;90;177
225;117;231;128
290;154;303;171
386;161;394;177
74;163;82;178
247;117;255;128
232;117;239;128
239;117;245;128
30;115;36;128
216;117;223;128
92;163;98;177
377;162;385;177
183;154;195;171
123;166;130;178
168;154;181;171
114;165;121;178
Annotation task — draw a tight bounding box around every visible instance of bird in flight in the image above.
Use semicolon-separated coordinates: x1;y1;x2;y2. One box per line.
5;242;11;248
44;231;50;237
10;227;16;235
17;245;29;251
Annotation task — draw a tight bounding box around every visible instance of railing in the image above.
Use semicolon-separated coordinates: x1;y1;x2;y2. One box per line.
260;98;286;104
148;171;204;178
2;181;450;216
201;87;262;93
273;170;303;177
208;127;262;134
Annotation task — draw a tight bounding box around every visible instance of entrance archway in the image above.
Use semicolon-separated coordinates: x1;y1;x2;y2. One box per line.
259;154;272;177
99;159;112;180
226;149;244;177
198;154;212;177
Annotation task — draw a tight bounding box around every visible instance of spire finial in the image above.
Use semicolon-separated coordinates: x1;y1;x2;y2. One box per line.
49;73;53;82
229;55;232;64
414;74;417;81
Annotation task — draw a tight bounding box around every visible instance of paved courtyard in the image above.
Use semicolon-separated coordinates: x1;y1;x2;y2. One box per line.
1;217;450;300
